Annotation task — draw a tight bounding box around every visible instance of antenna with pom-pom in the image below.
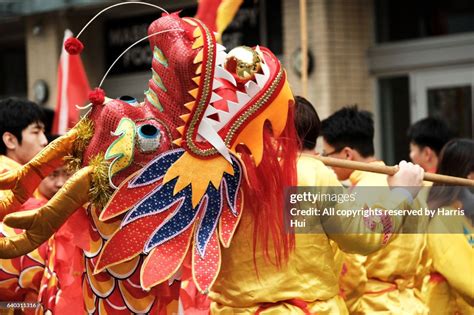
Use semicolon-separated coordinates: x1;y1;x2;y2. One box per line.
64;37;84;55
76;28;184;108
64;2;169;55
88;88;105;106
64;2;177;106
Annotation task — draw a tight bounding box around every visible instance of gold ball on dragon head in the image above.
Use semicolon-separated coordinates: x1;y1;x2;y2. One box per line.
224;46;262;83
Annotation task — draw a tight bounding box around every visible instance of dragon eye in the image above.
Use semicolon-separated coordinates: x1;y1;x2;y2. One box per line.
119;95;139;107
137;124;161;152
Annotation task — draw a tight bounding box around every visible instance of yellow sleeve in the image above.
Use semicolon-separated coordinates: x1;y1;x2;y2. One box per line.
428;216;474;303
323;189;407;255
296;155;408;256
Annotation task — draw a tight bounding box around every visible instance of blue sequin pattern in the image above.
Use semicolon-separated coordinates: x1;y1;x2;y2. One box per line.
120;149;243;258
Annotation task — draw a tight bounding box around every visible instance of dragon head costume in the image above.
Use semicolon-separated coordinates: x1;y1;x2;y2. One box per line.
0;8;297;312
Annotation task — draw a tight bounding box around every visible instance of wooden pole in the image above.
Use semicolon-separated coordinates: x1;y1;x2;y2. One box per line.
316;156;474;187
299;0;308;97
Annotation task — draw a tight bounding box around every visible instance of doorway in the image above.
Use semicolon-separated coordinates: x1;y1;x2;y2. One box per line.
410;66;473;138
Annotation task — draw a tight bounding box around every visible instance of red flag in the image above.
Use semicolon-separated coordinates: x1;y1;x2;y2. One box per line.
196;0;243;40
52;29;91;135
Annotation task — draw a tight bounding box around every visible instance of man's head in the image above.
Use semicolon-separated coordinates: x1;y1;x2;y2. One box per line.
321;106;375;180
407;117;453;172
294;96;320;152
0;97;48;165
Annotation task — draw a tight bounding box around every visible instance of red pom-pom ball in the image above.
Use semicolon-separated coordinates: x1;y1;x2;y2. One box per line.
64;37;84;55
88;88;105;105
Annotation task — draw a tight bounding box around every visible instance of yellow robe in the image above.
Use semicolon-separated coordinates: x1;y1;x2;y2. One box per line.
425;206;473;314
0;155;21;201
209;154;410;314
0;155;21;175
339;162;428;315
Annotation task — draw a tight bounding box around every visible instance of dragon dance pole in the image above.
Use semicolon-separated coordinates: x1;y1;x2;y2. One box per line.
316;156;474;187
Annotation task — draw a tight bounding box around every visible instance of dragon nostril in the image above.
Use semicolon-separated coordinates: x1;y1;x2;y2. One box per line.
139;124;158;138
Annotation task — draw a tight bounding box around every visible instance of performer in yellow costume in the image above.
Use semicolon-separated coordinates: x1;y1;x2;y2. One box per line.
209;103;425;314
320;106;428;314
407;117;453;174
425;139;474;315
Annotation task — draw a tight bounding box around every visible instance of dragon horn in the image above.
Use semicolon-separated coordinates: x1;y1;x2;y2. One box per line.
0;166;92;258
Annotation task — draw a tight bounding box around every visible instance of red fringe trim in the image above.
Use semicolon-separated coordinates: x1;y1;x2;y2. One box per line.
238;101;298;270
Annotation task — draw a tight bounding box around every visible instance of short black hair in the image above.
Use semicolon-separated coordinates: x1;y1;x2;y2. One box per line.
321;105;374;157
294;96;320;150
407;117;453;155
0;97;45;155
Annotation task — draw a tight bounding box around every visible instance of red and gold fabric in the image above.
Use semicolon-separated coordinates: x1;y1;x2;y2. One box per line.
81;204;180;314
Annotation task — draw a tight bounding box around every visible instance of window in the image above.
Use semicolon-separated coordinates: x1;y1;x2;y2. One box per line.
375;0;474;43
427;86;472;137
378;76;410;165
0;46;27;99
